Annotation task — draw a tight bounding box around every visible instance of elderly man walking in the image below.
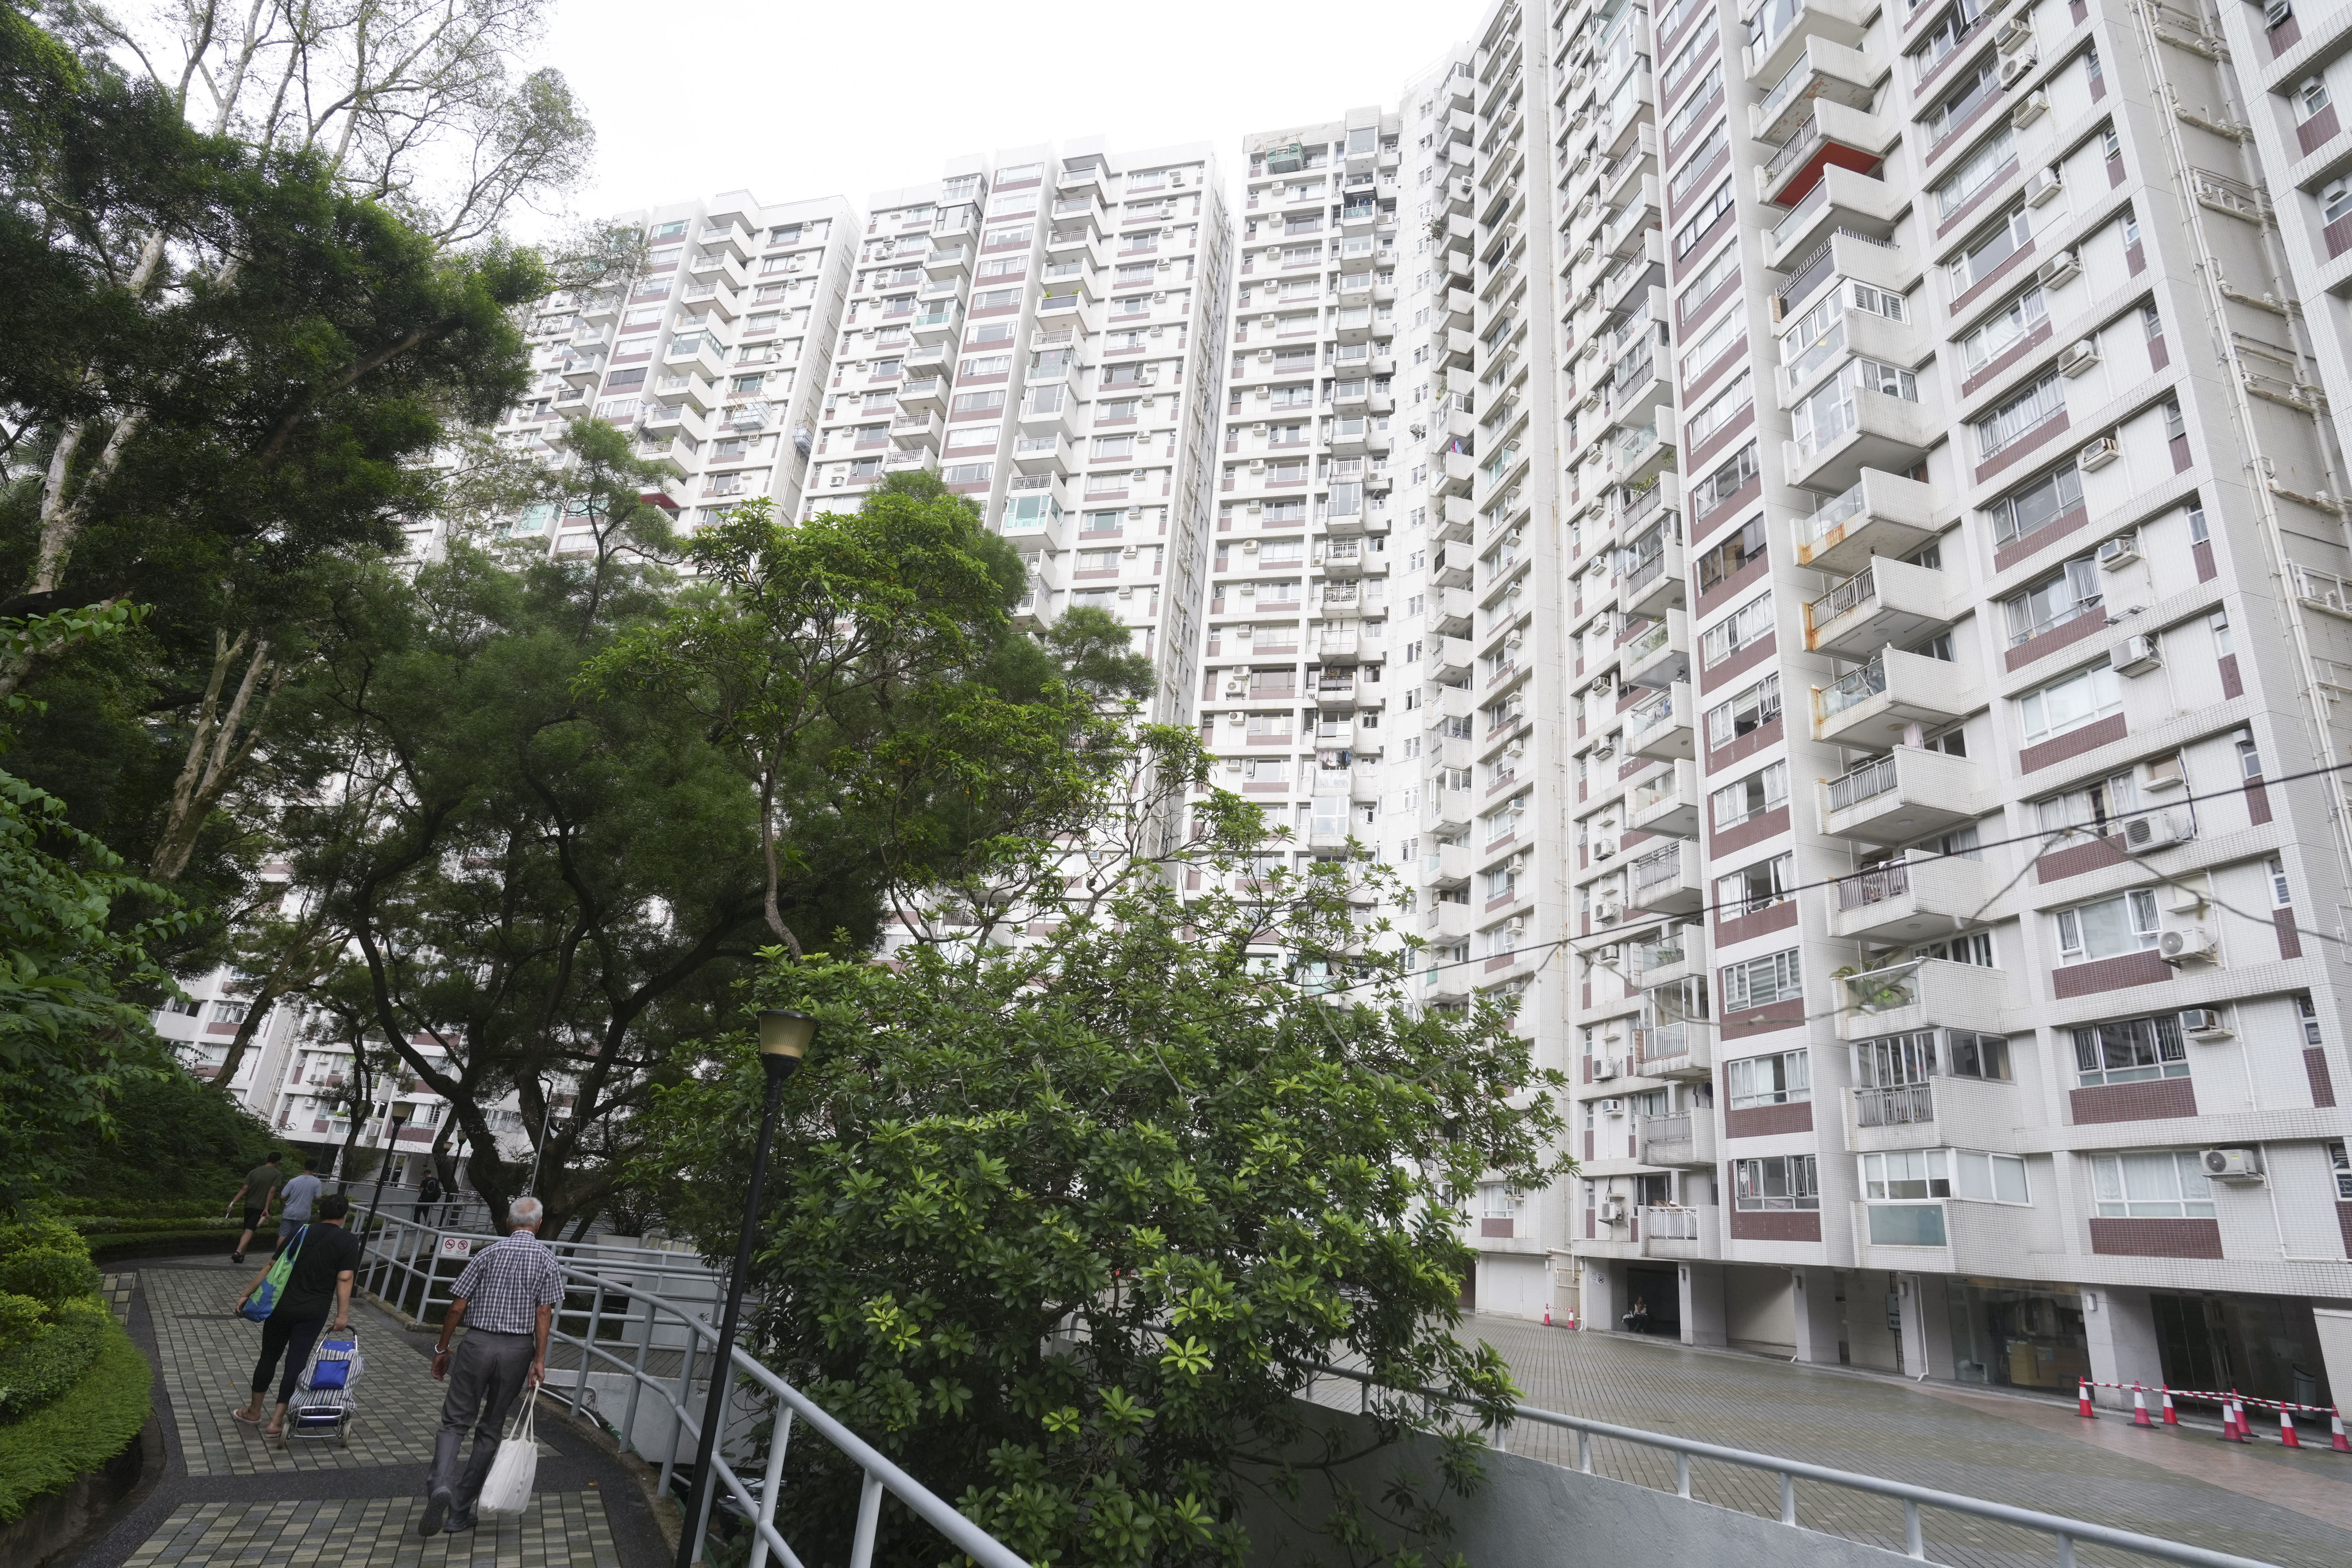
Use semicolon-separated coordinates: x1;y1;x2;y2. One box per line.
418;1195;563;1537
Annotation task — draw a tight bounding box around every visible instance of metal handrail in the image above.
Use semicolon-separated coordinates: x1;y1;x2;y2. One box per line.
1306;1365;2283;1568
353;1214;1028;1568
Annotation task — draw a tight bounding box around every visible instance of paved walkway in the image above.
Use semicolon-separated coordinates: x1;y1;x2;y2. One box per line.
76;1256;668;1568
1411;1315;2352;1568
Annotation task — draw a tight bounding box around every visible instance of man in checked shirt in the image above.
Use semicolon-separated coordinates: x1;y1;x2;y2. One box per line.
418;1195;564;1536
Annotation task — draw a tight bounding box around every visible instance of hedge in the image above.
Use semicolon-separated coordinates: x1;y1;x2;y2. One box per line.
0;1303;107;1422
87;1229;246;1262
0;1316;150;1523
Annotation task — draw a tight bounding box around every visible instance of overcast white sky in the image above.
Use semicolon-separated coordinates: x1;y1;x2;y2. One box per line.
531;0;1465;231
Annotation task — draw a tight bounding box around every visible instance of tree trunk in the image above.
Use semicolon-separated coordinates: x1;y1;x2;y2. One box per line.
152;629;280;881
208;980;279;1098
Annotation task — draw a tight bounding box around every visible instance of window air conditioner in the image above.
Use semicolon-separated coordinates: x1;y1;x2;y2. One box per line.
2012;91;2050;126
2123;808;2193;848
1253;423;1269;435
2000;52;2037;86
1595;840;1617;859
1121;544;1138;558
2037;249;2083;286
1509;916;1526;934
1241;538;1259;553
1595;901;1623;923
1597;1100;1625;1118
2200;1147;2263;1181
1592;1056;1619;1081
2115;634;2163;674
2138;752;2186;790
2096;533;2142;569
2059;339;2101;376
2158;926;2218;964
1600;1192;1628;1221
2180;1007;2233;1040
2080;435;2121;469
1995;15;2034;51
2026;165;2064;204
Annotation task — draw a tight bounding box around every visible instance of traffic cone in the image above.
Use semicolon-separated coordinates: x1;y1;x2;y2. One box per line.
2280;1407;2301;1448
2160;1388;2179;1426
2078;1378;2096;1419
2131;1384;2152;1427
2224;1394;2250;1442
2328;1405;2349;1453
1543;1302;1552;1326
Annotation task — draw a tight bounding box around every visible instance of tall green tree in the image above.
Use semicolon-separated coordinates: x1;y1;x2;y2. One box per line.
634;760;1570;1567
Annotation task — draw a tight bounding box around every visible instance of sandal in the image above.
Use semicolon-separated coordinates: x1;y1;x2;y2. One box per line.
231;1408;261;1426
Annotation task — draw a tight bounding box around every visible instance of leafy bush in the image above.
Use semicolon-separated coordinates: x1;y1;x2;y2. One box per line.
0;1251;100;1310
53;1067;278;1209
0;1218;83;1262
0;1296;42;1353
0;1301;106;1421
0;1316;150;1520
66;1214;236;1237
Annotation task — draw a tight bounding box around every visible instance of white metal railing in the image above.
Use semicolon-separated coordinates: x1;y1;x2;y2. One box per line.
1855;1082;1936;1126
355;1214;1026;1568
1835;860;1909;910
1640;1203;1701;1239
1304;1365;2281;1568
1827;753;1897;811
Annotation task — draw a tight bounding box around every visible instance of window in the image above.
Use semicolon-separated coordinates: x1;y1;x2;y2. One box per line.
2269;855;2292;907
951;389;1006;416
1689;442;1759;514
1854;1030;1937;1088
1926;59;2000;143
2056;888;2160;963
1948;206;2033;294
1961;285;2048;373
1863;1149;2030;1204
1947;1030;2011;1080
1675;242;1740;320
1975;373;2064;459
1669;123;1728;204
1716;855;1795;919
1983;462;2083;547
1734;1155;1819;1210
2296;75;2331;119
2237;732;2263;779
1910;0;1985;80
2091;1152;2213;1218
1694;515;1766;593
1792;360;1917;457
1727;1050;1810;1109
2330;1139;2350;1200
1723;948;1802;1010
1479;1183;1522;1218
2327;179;2352;226
2034;768;2139;840
209;1000;250;1022
1709;762;1787;829
1665;65;1723;146
2018;661;2121;746
1674;179;1735;258
1685;372;1752;450
1681;308;1742;380
2072;1013;2187;1085
1934;124;2015;220
1700;592;1773;667
958;354;1010;379
2002;555;2099;645
1705;673;1781;748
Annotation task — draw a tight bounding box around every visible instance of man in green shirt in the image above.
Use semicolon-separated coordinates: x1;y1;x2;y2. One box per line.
226;1152;284;1265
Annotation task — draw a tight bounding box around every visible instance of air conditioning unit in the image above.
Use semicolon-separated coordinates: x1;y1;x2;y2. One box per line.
1594;840;1618;859
2059;339;2101;376
1242;538;1260;553
2115;634;2163;674
1597;1099;1625;1117
1995;15;2034;51
1508;916;1527;934
2139;752;2187;790
2180;1007;2233;1040
1595;901;1624;923
2200;1148;2264;1181
2026;165;2064;204
2159;926;2219;964
2037;249;2083;286
2011;91;2051;126
2096;534;2142;569
1999;52;2037;87
2080;435;2122;469
1600;1192;1628;1221
1593;740;1616;759
2123;809;2193;849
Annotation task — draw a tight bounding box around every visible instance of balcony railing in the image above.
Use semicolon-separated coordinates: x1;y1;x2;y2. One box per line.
1635;1022;1690;1063
1623;617;1673;664
1808;565;1875;627
1764;113;1824;187
1631;844;1683;892
1797;477;1870;545
1826;754;1897;811
1834;860;1909;912
1843;960;1925;1015
1627;689;1677;738
1854;1082;1935;1126
1642;1204;1702;1240
1818;655;1887;720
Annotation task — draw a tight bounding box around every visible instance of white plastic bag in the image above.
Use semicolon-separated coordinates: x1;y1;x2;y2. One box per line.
476;1389;539;1513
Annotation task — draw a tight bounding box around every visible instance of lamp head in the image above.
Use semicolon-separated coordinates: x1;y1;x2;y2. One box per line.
755;1009;817;1076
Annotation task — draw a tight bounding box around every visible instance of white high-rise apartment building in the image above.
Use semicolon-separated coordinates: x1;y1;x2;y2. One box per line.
810;143;1230;725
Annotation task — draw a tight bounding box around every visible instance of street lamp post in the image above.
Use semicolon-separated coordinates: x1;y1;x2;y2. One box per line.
674;1009;814;1568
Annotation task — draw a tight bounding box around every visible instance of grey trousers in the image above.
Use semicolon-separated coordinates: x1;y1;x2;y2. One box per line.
429;1331;535;1510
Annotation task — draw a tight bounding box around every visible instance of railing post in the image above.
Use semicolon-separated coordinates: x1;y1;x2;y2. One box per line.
573;1283;604;1415
744;1408;794;1568
1778;1472;1795;1526
620;1288;652;1459
848;1472;886;1568
1577;1430;1592;1473
1903;1499;1924;1559
661;1324;698;1499
1674;1452;1690;1499
688;1367;731;1568
2054;1532;2076;1568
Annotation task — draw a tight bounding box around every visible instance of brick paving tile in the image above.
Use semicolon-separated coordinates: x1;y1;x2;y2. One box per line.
1364;1315;2352;1568
121;1497;618;1568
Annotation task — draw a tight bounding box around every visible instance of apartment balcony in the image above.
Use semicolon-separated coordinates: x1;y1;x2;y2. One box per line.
1749;37;1884;145
1766;165;1901;269
1426;901;1474;941
1604;179;1662;262
1632;1021;1712;1080
1802;558;1960;659
1012;430;1072;474
1432;542;1476;588
1826;855;2003;943
1427;585;1475;638
882;447;939;476
1625;924;1703;988
1641;1204;1724;1261
1627;759;1700;839
1313;671;1360;708
686;250;749;291
1043;229;1108;269
1776;88;1899;199
1017;387;1081;439
1774;230;1921;325
1620;608;1690;688
1606;341;1671;426
905;342;951;379
910;303;963;345
1431;635;1475;682
1816;746;1990;844
1834;958;2008;1042
898;377;946;415
1048;196;1106;236
1790;469;1936;574
1628;841;1704;915
1811;648;1978;745
1625;682;1694;760
1777;305;1923;408
1003;471;1071;512
922;243;970;279
681;280;741;321
1620;533;1686;619
1637;1113;1718;1169
559;352;605;389
1423;840;1472;888
1744;0;1872;83
577;291;619;324
1782;380;1936;494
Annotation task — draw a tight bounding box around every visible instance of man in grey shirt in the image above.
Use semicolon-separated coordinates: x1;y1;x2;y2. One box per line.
276;1158;325;1250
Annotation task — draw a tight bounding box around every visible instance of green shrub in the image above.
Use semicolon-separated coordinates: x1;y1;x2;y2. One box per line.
53;1068;277;1209
0;1219;83;1264
0;1316;149;1521
0;1296;41;1353
0;1302;106;1421
0;1251;99;1311
67;1214;235;1237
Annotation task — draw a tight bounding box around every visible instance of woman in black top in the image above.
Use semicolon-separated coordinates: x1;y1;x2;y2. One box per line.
231;1192;362;1438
